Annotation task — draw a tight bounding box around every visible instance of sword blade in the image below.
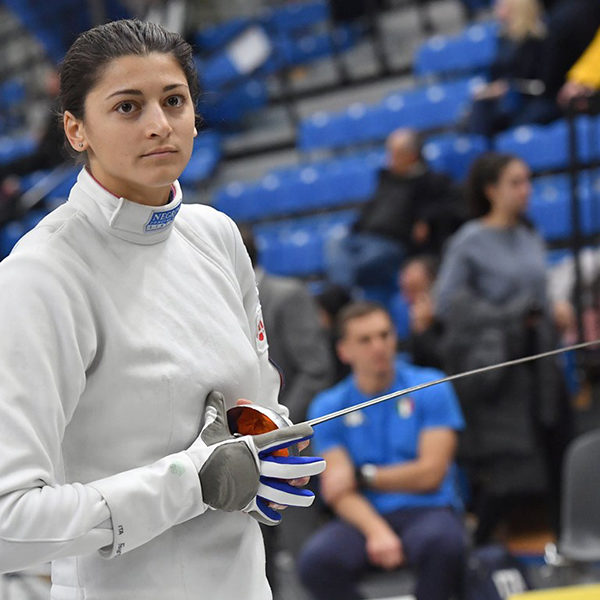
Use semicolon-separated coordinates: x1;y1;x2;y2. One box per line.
305;339;599;427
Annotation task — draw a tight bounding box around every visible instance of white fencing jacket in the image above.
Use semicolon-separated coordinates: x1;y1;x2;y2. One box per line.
0;168;284;599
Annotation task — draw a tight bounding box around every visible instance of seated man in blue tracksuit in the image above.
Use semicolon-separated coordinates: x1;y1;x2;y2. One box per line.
298;301;466;600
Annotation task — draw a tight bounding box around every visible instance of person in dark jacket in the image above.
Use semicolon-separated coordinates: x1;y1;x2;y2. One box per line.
398;255;444;370
542;0;600;103
325;128;463;291
467;0;560;137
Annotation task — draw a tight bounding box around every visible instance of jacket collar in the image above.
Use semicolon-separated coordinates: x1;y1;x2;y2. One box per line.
70;168;183;245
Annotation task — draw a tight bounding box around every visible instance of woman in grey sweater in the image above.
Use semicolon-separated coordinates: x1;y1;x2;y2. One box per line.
434;152;571;544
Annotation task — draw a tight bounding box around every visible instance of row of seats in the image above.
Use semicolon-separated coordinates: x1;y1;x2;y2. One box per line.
198;24;359;93
214;148;385;221
299;76;486;151
4;179;590;276
529;172;600;241
0;134;36;164
178;132;222;187
0;78;25;107
496;116;600;171
241;170;600;277
214;115;600;225
3;0;128;63
194;0;361;128
413;21;498;79
194;0;330;53
255;210;357;276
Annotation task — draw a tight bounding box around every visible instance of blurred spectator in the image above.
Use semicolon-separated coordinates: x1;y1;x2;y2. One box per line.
325;128;464;292
435;152;572;544
241;227;335;593
241;227;334;423
0;69;64;183
0;69;65;225
398;256;444;369
314;283;353;383
541;0;600;102
298;301;466;600
466;0;559;137
548;248;598;344
557;27;600;111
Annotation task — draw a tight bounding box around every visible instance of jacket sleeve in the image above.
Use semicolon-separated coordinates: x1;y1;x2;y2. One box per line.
567;27;600;89
0;255;206;573
434;235;472;320
227;219;288;419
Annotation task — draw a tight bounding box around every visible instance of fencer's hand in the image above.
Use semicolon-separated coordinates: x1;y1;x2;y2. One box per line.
234;398;310;502
366;526;405;570
186;391;326;526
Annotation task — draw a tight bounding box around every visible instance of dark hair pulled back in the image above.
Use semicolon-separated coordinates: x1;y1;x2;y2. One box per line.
59;19;199;150
465;151;522;218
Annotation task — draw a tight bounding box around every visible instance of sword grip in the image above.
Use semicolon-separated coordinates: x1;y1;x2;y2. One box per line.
227;405;300;457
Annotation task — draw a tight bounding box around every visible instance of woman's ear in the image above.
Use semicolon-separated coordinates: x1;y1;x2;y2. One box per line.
63;111;88;152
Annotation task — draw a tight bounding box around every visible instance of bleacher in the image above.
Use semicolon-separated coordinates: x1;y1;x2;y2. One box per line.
1;0;598;287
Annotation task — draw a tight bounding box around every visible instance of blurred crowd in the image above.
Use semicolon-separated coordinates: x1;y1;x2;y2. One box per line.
250;136;587;598
238;3;600;597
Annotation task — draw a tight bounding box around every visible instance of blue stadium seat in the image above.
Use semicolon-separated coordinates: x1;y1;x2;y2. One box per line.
0;221;26;259
262;0;329;34
575;115;600;163
495;121;569;171
178;132;222;187
194;18;251;53
299;76;485;152
213;147;382;222
278;24;358;66
276;164;333;213
529;171;600;239
200;79;268;127
414;21;498;78
298;110;348;152
0;135;36;165
579;173;600;235
200;53;244;91
527;189;571;241
423;133;489;180
255;210;358;276
21;209;48;232
213;181;260;221
0;78;26;107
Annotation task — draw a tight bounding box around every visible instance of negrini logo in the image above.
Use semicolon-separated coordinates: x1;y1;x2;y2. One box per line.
145;205;180;232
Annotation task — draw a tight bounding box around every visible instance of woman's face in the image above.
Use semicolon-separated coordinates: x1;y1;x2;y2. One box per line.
486;159;532;216
64;52;196;205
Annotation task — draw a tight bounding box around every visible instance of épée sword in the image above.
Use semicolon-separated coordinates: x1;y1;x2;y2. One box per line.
303;339;600;427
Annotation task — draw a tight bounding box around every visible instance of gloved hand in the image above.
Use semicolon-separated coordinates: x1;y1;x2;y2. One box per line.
186;391;326;526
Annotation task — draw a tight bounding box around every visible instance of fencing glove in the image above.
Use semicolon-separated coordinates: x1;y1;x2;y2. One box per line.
186;391;326;525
